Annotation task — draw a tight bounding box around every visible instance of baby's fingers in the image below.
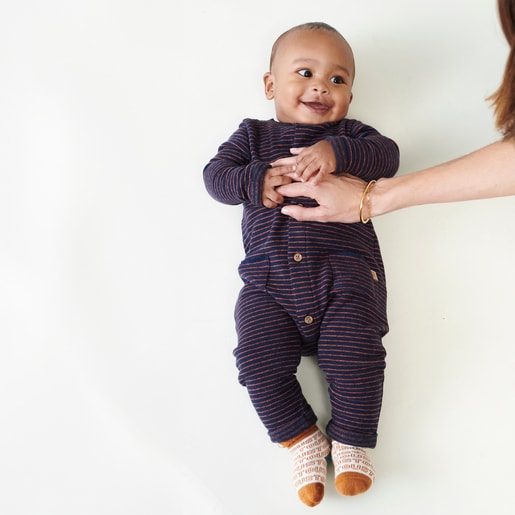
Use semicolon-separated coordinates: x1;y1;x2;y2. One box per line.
270;156;297;169
262;175;292;208
297;161;321;182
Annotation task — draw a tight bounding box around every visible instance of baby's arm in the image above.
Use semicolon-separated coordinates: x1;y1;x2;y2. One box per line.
274;121;399;185
326;121;400;182
204;120;295;208
203;123;270;207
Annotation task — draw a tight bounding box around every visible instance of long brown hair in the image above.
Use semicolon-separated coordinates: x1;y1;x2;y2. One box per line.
489;0;515;139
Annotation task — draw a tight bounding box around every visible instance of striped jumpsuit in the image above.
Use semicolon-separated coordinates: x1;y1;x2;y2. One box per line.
204;118;399;448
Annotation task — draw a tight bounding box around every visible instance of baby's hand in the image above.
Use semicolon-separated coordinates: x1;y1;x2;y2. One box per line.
261;166;294;208
290;140;336;183
269;156;299;180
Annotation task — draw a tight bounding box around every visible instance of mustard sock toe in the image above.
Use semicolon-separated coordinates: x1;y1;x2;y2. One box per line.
298;482;325;507
335;471;372;496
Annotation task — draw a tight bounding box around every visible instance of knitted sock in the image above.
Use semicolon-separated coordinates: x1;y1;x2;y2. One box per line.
281;426;330;507
332;441;375;496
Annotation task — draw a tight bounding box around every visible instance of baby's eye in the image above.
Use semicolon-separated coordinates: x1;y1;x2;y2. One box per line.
297;69;313;78
330;75;345;84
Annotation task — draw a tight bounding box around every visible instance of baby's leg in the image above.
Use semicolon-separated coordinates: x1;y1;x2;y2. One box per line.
318;262;387;495
235;285;327;505
234;284;317;442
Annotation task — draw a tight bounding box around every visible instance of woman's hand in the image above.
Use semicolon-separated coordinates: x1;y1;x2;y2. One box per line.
277;173;367;223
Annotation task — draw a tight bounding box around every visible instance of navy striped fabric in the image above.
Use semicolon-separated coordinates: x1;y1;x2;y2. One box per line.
204;118;399;447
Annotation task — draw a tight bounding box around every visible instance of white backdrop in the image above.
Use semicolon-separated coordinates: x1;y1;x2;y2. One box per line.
2;1;515;514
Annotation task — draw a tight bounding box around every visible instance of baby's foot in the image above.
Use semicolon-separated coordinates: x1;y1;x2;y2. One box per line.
282;427;330;507
331;441;375;496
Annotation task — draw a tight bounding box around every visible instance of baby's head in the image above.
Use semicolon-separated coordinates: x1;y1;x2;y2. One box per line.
264;22;355;124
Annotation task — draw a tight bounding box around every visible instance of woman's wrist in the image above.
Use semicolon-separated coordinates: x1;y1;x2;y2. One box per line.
364;177;389;219
359;180;376;223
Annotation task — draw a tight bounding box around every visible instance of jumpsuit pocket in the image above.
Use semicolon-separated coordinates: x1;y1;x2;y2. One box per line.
328;251;384;303
238;254;270;291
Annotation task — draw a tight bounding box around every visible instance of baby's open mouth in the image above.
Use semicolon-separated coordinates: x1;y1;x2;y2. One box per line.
303;101;329;113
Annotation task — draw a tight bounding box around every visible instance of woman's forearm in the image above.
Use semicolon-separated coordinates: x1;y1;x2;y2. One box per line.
278;139;515;223
370;139;515;217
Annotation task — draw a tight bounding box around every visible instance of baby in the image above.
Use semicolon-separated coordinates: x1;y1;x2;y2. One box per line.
204;22;399;507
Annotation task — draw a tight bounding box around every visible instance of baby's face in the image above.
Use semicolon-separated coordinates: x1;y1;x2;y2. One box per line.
264;30;355;124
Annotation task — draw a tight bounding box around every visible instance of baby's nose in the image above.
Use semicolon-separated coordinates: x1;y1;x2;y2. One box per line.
311;80;328;93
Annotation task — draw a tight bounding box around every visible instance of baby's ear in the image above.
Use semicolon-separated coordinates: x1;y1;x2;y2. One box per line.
263;72;275;99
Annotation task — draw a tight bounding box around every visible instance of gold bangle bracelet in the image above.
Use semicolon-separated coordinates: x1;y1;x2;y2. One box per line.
359;180;377;224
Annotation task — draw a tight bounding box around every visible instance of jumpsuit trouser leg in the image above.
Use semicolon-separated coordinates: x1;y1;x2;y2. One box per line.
234;284;317;443
318;286;387;449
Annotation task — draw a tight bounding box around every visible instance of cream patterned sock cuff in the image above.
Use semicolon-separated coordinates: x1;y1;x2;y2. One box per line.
288;429;330;491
